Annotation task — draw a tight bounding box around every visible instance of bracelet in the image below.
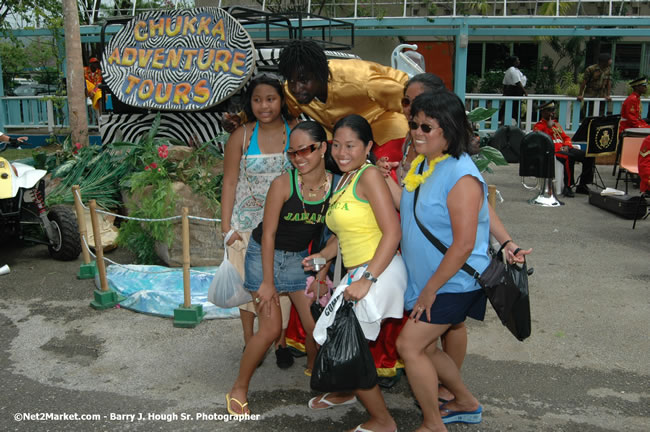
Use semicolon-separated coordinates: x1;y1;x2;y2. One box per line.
501;239;512;248
316;279;327;285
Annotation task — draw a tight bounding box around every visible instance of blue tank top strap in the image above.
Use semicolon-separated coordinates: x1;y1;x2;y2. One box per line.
247;122;262;156
245;118;291;156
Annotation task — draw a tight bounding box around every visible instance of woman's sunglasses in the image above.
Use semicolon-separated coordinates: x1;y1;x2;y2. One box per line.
287;143;322;158
401;97;411;108
408;121;439;133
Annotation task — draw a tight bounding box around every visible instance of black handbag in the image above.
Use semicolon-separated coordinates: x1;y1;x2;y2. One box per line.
412;171;531;341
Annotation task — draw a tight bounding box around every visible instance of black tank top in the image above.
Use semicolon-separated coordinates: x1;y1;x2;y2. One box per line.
252;169;332;252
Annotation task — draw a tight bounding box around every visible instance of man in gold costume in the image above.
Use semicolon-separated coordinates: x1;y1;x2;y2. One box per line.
278;40;409;174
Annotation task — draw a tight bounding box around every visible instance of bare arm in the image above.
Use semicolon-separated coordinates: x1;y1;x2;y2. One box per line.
345;166;401;301
220;126;246;245
488;204;532;264
385;175;403;209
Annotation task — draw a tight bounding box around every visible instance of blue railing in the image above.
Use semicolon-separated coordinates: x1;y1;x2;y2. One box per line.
1;93;648;137
0;95;99;133
466;94;649;135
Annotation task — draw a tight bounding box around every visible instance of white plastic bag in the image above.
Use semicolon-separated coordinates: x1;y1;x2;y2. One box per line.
208;239;251;308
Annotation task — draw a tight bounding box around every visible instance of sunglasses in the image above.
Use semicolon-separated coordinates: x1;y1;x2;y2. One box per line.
287;143;321;158
401;97;411;108
408;121;439;134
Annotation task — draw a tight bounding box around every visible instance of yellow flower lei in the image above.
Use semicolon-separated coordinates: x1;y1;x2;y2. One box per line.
402;154;450;192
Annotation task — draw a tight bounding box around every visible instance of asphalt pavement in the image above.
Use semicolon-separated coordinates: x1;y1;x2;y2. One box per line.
0;163;648;432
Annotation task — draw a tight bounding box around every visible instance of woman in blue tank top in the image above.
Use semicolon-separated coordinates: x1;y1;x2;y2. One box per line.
397;91;487;429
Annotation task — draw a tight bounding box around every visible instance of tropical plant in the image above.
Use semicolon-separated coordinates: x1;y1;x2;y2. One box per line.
467;107;508;173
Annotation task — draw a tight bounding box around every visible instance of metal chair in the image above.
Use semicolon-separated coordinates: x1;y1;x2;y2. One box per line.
519;132;562;207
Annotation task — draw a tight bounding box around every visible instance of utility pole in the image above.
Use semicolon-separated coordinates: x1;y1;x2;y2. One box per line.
62;0;89;147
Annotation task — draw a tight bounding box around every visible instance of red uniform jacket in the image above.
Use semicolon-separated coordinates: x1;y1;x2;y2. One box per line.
533;120;572;155
620;92;650;132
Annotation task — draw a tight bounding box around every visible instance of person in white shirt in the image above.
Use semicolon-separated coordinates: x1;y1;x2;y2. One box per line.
500;56;528;125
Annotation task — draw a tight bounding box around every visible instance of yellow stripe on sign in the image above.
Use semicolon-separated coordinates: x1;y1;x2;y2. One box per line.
0;157;14;199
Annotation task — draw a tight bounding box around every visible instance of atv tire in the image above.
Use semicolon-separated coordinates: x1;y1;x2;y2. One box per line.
47;205;81;261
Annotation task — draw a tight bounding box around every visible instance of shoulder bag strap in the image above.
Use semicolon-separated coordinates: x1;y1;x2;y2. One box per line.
412;160;484;280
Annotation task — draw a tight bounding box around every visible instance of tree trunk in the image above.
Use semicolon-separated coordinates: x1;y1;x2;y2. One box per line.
63;0;89;147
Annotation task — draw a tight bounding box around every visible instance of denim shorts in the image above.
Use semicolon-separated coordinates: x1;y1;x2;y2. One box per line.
243;238;310;293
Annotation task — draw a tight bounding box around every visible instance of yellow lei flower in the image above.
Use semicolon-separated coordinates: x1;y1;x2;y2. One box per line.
402;154;450;192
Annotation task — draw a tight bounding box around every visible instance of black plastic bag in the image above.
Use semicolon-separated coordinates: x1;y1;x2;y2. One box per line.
479;254;531;341
310;300;377;392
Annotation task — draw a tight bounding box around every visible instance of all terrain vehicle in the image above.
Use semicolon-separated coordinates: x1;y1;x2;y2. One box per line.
0;140;81;260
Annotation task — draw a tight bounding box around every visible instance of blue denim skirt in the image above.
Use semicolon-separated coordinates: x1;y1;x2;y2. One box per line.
243;238;310;293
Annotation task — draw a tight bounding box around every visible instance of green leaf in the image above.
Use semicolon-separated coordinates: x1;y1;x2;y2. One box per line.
479;146;509;166
50;159;76;179
467;107;499;123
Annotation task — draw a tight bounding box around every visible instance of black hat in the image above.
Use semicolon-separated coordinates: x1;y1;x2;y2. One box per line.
538;101;556;111
629;76;648;87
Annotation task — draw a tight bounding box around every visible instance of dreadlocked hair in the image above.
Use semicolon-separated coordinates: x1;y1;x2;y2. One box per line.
278;40;330;85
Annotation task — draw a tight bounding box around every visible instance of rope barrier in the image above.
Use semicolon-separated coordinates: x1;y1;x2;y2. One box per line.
81;234;216;277
73;188;221;223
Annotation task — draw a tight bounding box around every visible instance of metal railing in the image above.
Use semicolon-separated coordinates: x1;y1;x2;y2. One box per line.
466;93;650;135
0;96;99;133
87;0;650;21
2;92;648;137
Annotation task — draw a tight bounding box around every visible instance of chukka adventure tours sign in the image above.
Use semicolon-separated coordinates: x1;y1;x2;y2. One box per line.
102;7;254;111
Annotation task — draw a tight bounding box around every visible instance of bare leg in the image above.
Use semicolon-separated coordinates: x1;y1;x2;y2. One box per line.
288;291;317;370
438;322;467;401
239;308;256;346
275;328;288;349
228;294;282;414
349;385;397;432
398;319;449;431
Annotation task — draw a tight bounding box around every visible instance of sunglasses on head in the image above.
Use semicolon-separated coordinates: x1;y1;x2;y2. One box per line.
401;97;411;108
287;143;321;158
408;121;439;133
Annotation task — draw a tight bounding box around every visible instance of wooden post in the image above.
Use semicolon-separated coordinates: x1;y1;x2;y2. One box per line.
72;185;91;265
89;200;108;292
182;207;191;308
488;184;497;208
173;207;204;327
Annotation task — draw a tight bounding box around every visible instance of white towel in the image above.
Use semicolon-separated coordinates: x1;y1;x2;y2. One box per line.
313;254;407;345
600;187;626;196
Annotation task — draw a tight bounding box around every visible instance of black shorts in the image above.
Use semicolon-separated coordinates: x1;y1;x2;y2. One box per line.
407;289;487;325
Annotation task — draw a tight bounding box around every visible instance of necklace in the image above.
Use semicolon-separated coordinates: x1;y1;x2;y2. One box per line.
297;172;329;224
402;154;450;192
327;163;366;210
301;173;329;198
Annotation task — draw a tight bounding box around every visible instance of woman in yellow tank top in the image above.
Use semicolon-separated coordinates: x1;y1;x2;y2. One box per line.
304;114;405;432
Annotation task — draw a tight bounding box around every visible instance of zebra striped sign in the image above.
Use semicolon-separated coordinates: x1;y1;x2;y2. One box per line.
102;7;254;112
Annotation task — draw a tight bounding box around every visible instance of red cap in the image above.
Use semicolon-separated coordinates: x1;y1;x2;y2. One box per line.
89;57;99;63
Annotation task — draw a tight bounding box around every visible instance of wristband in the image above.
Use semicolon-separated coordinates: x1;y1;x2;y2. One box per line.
501;239;512;248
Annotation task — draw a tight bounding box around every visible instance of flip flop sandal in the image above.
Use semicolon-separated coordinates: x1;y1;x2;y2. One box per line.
308;392;358;410
440;404;483;424
352;425;398;432
226;393;250;416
